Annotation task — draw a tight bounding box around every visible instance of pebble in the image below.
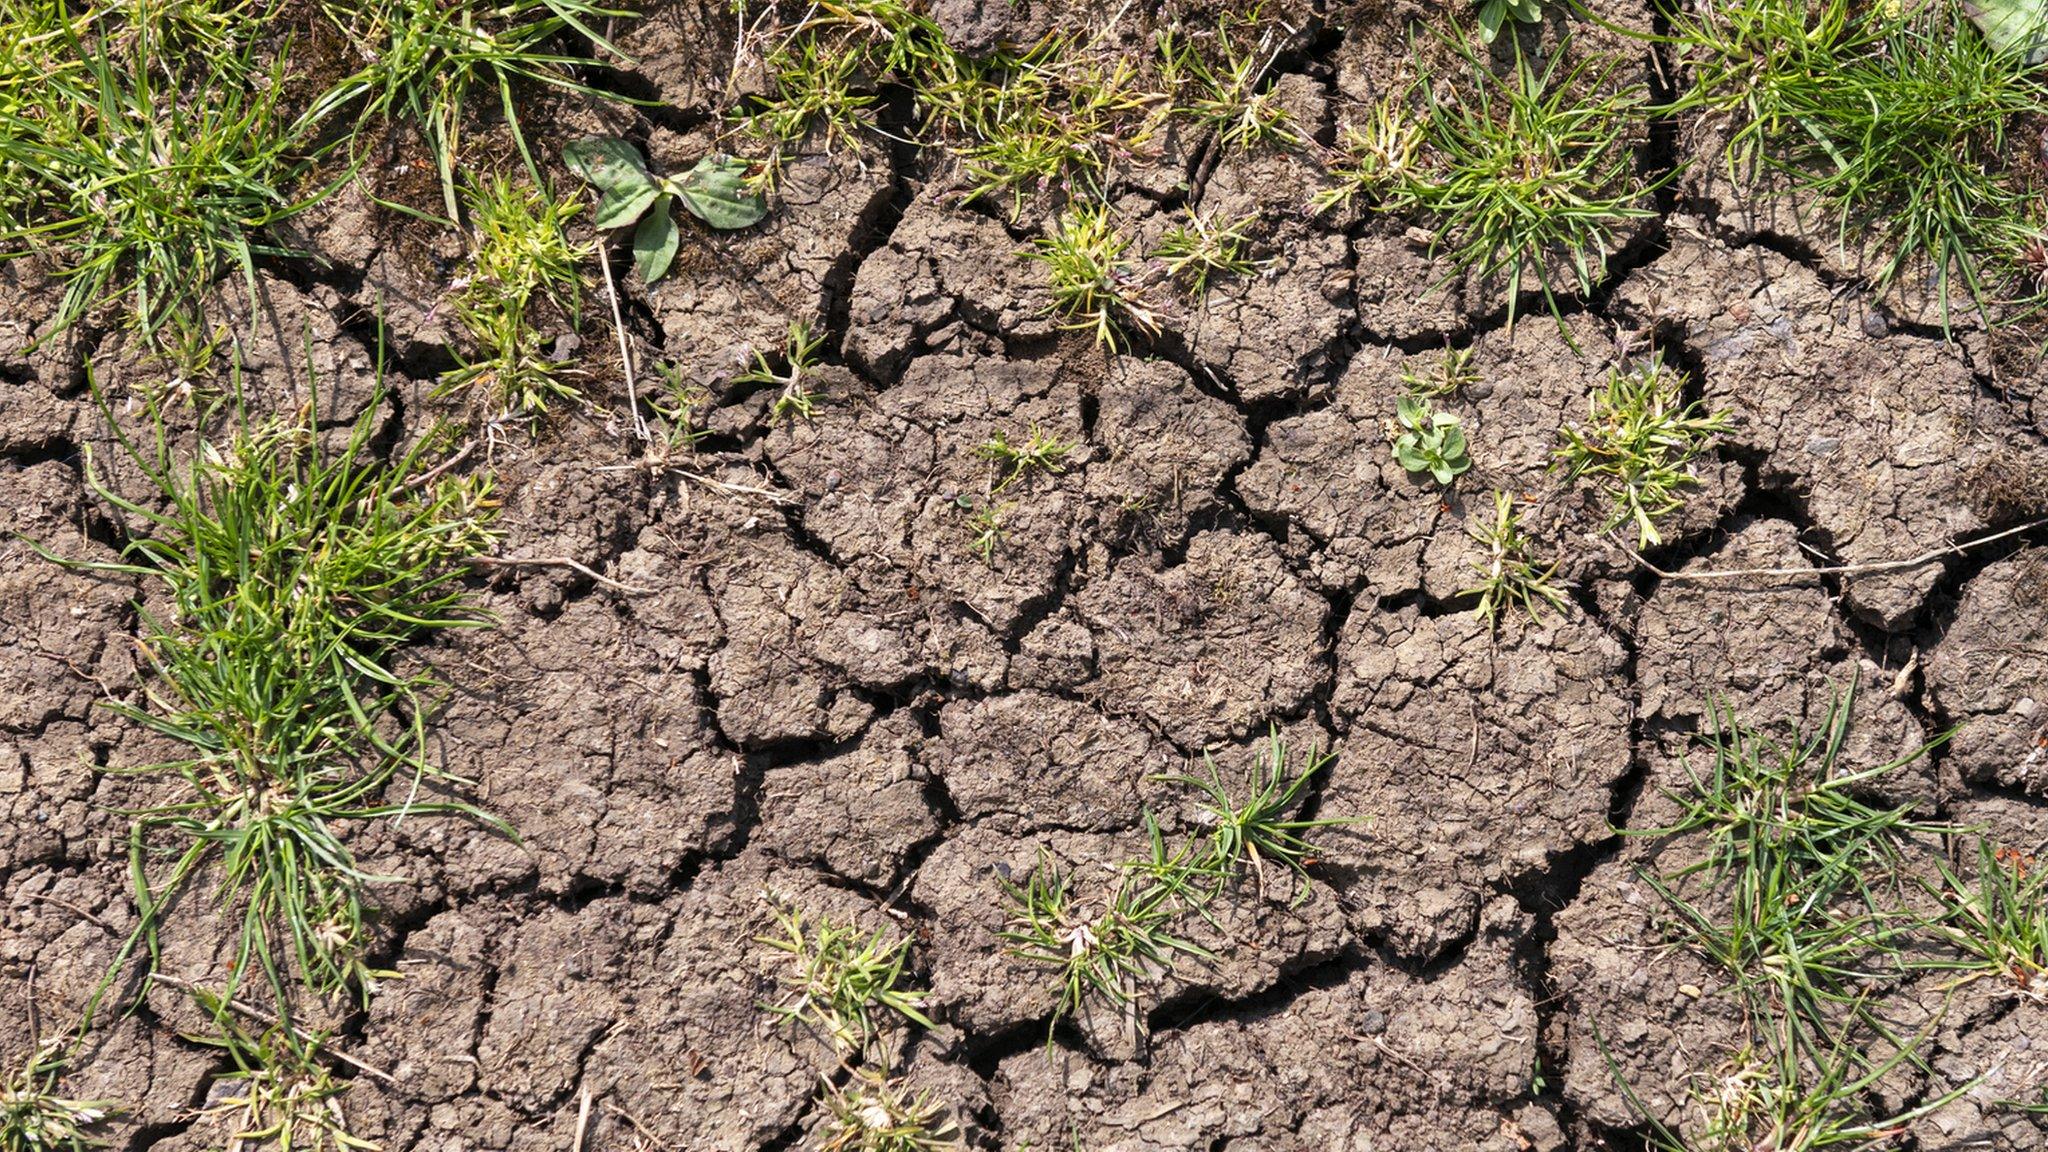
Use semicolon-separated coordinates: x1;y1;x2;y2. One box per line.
1862;311;1889;338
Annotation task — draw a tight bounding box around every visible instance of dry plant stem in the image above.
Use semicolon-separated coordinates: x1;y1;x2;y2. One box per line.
572;1088;592;1152
401;439;479;490
146;972;396;1084
468;554;655;593
1617;517;2048;582
600;246;648;441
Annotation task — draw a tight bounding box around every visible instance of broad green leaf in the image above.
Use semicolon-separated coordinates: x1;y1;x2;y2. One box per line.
673;156;768;230
1967;0;2048;62
594;184;660;230
634;199;679;283
564;138;656;198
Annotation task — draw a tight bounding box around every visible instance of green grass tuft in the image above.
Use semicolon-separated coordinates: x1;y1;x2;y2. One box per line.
757;894;933;1060
438;175;587;418
1;1041;117;1152
1552;357;1728;548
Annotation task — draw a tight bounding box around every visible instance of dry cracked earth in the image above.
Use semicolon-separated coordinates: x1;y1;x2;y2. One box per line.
5;0;2048;1149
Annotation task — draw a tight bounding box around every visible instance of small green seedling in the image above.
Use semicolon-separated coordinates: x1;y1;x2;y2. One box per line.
1152;209;1264;295
192;1011;371;1152
1931;838;2048;1000
1160;11;1304;152
1552;359;1728;548
979;424;1073;493
963;500;1010;565
1312;96;1424;215
1027;203;1160;352
439;176;587;416
998;852;1210;1036
756;895;934;1058
738;320;828;423
1400;347;1480;398
1391;394;1472;484
562;138;768;284
1;1041;117;1152
817;1076;960;1152
1475;0;1548;43
1461;490;1568;628
1154;729;1349;906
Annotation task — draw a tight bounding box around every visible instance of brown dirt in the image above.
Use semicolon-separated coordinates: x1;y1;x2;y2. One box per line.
4;2;2048;1150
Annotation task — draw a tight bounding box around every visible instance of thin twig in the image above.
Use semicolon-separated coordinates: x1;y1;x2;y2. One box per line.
1617;518;2047;583
572;1088;593;1152
599;245;649;442
469;554;655;594
147;972;396;1085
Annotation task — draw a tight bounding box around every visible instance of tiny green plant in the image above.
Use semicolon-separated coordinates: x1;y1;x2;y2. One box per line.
1311;96;1424;215
740;35;875;161
1552;359;1728;548
1159;10;1304;152
1930;838;2048;1000
1460;490;1568;628
998;852;1210;1036
978;424;1073;493
756;894;934;1059
1152;209;1264;295
1475;0;1548;43
192;1011;373;1152
817;1075;960;1152
438;176;586;417
1026;203;1161;352
1404;39;1655;324
1390;394;1472;485
562;138;768;284
1153;729;1348;906
737;320;828;423
1400;347;1480;398
52;381;506;1021
963;500;1009;565
1;1041;116;1152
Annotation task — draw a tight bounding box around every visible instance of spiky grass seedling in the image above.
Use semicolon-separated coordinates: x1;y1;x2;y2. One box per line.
998;852;1210;1033
739;320;828;423
1552;359;1728;548
1028;204;1161;352
1152;209;1264;295
962;500;1009;565
817;1076;960;1152
1628;685;1950;1044
1159;11;1303;153
59;386;504;1018
1460;490;1568;629
1400;347;1480;399
1405;40;1655;324
309;0;632;221
756;895;934;1059
1154;729;1347;906
978;424;1073;493
439;176;586;417
1664;0;1871;177
1312;97;1424;215
1930;838;2048;1000
741;35;875;158
1;1042;116;1152
0;4;321;370
194;1018;372;1152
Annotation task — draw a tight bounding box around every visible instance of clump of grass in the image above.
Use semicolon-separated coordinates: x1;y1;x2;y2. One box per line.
741;35;875;162
757;894;934;1059
1311;96;1424;215
308;0;632;221
0;3;323;370
1152;729;1346;906
1460;490;1568;629
438;176;586;417
962;500;1010;566
1930;838;2048;1000
998;852;1211;1035
978;424;1073;493
1159;9;1303;153
1552;358;1728;548
1403;39;1655;324
740;320;828;423
1671;0;2046;316
1;1042;117;1152
817;1076;960;1152
1152;209;1264;295
194;1016;371;1152
1400;347;1480;399
59;384;505;1019
1027;204;1161;352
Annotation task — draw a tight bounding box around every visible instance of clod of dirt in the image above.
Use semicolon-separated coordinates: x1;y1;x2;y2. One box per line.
1615;222;2025;630
1321;604;1631;965
1925;548;2048;794
750;711;941;889
927;691;1179;834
